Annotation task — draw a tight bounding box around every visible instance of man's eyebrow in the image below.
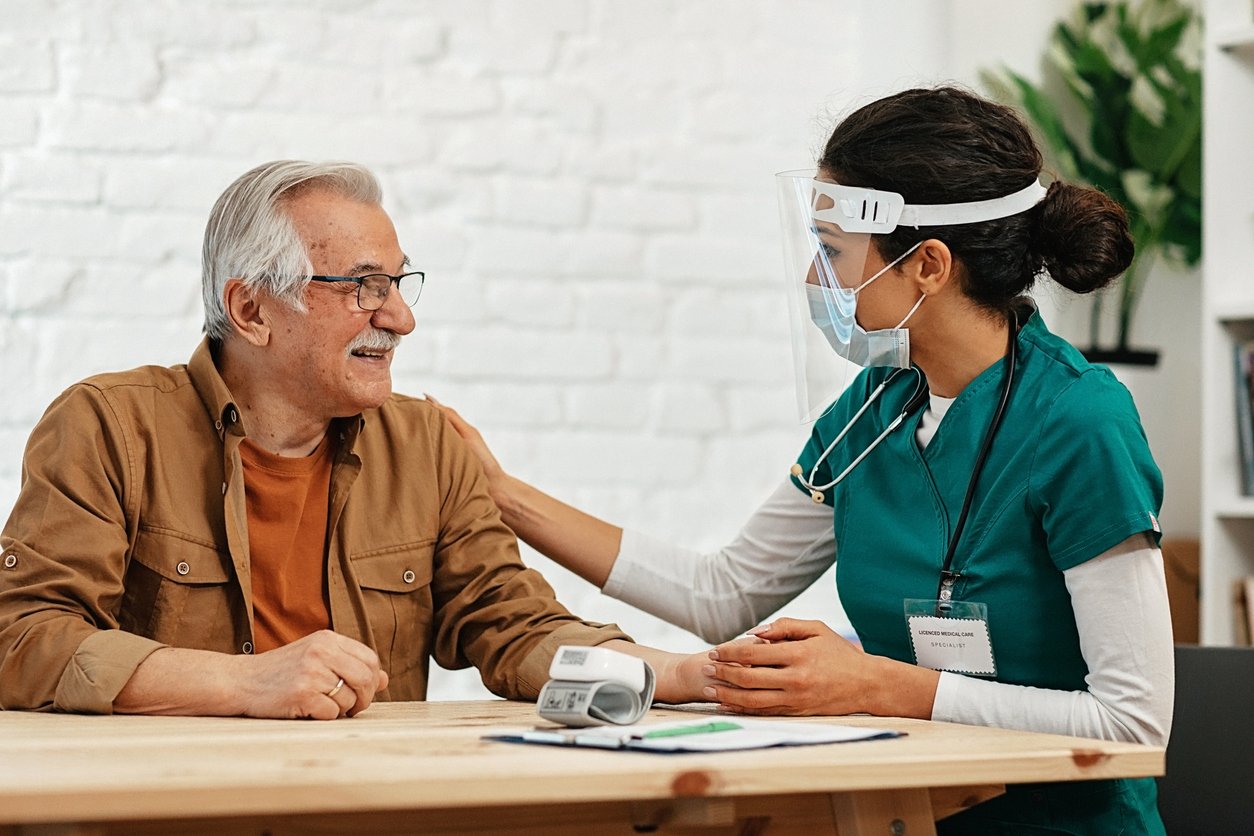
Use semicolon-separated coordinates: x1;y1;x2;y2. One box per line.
343;261;385;276
341;256;410;276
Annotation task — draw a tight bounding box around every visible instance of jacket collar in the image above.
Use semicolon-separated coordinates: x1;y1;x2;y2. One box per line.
188;338;245;441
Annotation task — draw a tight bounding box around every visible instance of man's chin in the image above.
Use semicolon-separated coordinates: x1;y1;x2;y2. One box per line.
334;380;394;416
358;382;394;411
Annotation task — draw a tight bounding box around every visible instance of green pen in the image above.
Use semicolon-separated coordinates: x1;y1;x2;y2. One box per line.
640;721;742;739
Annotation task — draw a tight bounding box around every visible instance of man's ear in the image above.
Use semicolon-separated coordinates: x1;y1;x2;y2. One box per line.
907;238;955;296
223;278;271;347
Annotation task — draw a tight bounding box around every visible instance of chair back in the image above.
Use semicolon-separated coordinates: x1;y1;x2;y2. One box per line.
1157;644;1254;833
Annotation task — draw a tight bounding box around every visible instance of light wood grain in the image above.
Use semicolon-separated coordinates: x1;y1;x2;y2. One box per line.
0;700;1163;834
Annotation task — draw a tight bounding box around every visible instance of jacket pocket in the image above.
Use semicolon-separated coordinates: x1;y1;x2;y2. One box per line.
119;527;237;651
351;544;435;679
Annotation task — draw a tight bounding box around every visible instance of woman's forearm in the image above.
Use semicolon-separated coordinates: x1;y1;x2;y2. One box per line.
493;473;623;588
430;396;626;588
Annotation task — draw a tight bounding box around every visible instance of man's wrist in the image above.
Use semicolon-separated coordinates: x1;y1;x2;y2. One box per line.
651;651;703;705
218;650;253;716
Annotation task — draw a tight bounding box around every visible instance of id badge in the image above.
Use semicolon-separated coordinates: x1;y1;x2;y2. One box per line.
904;599;996;677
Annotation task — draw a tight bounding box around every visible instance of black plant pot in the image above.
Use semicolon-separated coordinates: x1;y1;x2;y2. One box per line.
1080;347;1160;367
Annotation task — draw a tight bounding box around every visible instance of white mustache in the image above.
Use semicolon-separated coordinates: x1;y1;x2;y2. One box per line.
347;329;402;354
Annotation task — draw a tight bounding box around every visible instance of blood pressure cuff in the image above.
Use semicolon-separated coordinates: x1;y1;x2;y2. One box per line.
536;646;656;727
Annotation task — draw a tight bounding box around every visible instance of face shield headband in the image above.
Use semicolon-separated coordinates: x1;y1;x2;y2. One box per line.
809;178;1049;234
777;172;1048;422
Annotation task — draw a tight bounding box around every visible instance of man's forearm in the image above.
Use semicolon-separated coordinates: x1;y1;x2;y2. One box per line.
113;646;245;716
114;630;387;719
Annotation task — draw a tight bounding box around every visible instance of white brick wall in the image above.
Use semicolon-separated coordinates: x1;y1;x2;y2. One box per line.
1;0;1118;701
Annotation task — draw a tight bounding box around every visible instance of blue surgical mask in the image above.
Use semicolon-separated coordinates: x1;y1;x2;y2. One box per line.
805;242;923;369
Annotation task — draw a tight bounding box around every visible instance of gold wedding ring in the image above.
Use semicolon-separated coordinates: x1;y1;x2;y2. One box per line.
326;678;345;699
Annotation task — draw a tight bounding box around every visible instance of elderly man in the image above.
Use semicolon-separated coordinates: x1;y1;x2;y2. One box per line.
0;161;702;718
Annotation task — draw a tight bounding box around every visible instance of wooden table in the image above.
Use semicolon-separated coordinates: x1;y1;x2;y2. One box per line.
0;700;1163;835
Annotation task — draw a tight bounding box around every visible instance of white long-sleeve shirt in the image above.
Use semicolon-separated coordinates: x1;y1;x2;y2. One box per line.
604;395;1174;746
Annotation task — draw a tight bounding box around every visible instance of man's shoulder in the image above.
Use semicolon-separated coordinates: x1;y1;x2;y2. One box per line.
360;393;448;450
75;361;194;398
372;392;440;425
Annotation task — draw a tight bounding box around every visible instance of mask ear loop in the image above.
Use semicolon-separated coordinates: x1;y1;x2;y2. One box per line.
851;240;923;294
894;291;926;329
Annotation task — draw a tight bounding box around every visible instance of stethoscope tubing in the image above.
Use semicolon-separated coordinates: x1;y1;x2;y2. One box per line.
791;312;1020;594
793;367;925;504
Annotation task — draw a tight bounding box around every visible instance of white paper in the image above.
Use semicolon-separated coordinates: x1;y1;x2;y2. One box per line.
491;717;902;753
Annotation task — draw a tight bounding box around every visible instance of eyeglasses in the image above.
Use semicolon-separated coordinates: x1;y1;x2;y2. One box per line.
307;271;425;311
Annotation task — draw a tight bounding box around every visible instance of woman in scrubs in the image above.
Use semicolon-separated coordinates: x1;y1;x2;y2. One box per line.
433;86;1172;833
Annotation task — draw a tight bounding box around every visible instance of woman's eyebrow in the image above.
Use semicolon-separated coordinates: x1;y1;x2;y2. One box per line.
811;223;848;239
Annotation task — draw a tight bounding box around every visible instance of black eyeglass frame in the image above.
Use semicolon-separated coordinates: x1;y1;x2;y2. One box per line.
307;271;425;310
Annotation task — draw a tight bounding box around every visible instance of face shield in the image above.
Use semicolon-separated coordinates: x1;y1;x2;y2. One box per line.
776;170;1048;422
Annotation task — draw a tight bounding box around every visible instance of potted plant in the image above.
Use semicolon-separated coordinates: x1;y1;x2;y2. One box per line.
984;0;1202;366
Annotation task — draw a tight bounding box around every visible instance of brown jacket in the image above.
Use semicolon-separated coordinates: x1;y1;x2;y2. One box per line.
0;339;628;712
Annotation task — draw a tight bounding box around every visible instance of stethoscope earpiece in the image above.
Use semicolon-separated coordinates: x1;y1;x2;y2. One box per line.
790;462;824;501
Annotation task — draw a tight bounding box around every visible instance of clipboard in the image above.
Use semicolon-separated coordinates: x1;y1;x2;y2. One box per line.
484;717;904;754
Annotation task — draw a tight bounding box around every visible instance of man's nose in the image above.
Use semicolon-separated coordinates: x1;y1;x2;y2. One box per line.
371;285;416;335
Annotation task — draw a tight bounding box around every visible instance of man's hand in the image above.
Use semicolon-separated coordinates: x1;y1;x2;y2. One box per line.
115;631;389;719
232;630;389;720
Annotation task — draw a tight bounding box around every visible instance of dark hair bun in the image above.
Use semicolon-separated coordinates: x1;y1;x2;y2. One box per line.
1032;181;1134;294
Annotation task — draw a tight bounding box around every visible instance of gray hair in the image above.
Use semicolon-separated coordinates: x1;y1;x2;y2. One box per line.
201;160;383;341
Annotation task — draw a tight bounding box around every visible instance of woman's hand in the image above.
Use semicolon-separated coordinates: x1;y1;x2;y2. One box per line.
425;395;625;587
701;618;873;716
701;618;940;719
425;395;507;487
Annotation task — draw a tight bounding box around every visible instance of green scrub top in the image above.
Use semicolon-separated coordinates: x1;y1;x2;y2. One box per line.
793;306;1165;835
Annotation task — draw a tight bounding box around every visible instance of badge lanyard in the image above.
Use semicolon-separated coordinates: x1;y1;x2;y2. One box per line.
905;311;1018;677
934;311;1018;610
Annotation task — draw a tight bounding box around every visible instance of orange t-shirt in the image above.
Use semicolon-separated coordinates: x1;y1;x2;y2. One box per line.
239;434;334;653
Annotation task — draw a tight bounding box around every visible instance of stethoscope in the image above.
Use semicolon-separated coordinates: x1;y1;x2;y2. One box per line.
790;368;929;506
791;311;1019;604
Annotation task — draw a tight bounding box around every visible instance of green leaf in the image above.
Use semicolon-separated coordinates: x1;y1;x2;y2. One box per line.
1126;86;1198;177
1159;198;1202;265
977;0;1204;289
1174;138;1202;201
1143;17;1189;65
1087;80;1132;169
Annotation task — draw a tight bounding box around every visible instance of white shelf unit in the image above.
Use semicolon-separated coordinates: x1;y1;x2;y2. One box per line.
1200;0;1254;644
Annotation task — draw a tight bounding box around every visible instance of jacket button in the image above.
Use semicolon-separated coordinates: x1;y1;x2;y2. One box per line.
3;553;16;569
214;420;223;431
242;641;253;654
221;482;227;495
176;561;190;576
402;569;416;584
228;409;238;424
